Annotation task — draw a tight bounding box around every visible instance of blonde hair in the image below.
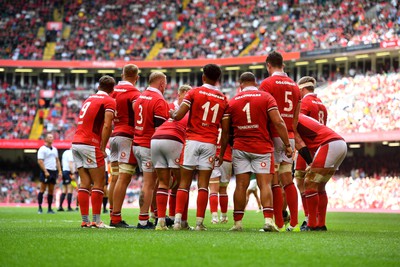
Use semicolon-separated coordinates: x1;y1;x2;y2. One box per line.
178;84;192;94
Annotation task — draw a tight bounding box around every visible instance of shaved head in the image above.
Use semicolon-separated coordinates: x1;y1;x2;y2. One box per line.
239;72;256;83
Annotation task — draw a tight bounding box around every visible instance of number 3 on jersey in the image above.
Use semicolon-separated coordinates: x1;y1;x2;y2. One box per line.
202;101;219;123
79;102;91;119
136;104;143;124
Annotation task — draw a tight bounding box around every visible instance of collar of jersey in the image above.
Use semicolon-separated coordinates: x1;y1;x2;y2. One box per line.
147;86;163;96
242;86;258;92
271;72;288;77
202;84;219;90
117;81;134;86
97;90;108;95
303;92;317;98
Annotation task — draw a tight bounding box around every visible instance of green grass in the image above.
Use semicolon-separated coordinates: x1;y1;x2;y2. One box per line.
0;207;399;267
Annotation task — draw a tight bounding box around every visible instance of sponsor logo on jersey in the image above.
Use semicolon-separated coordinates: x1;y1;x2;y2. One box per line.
275;80;296;86
199;90;225;100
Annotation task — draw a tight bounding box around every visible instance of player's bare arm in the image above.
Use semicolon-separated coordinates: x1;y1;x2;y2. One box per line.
100;111;114;158
56;157;62;177
217;116;230;166
268;109;293;158
169;102;190;121
292;100;301;134
294;131;313;165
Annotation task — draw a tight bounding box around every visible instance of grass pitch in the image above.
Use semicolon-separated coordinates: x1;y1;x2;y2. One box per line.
0;207;399;267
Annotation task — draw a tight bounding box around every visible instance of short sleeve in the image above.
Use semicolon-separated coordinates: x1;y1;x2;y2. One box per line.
154;99;169;121
37;147;45;160
266;93;278;112
182;89;194;108
105;98;116;114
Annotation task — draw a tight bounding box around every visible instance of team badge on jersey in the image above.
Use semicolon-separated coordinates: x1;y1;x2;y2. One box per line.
209;157;214;163
145;161;152;168
121;152;126;159
175;158;180;163
260;162;267;168
87;158;93;163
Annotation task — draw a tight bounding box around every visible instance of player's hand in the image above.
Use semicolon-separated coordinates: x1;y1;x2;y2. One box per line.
101;150;107;158
285;146;294;158
44;170;50;178
58;172;62;179
215;155;223;167
169;109;175;119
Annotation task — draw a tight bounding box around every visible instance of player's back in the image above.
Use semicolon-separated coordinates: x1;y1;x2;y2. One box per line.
112;83;141;138
260;73;301;136
297;114;343;151
133;88;169;148
227;87;277;154
183;85;228;144
301;93;328;125
73;91;116;146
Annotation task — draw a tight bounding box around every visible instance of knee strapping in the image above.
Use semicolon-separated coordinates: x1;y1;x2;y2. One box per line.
278;164;292;174
119;163;136;175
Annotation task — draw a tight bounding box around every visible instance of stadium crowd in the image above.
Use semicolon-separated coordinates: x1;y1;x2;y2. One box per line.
1;0;399;60
317;72;400;133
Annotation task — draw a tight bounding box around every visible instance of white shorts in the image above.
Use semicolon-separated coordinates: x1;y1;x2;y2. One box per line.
182;140;216;170
71;144;104;169
133;146;153;172
210;161;232;185
109;136;137;165
247;178;258;191
273;137;295;165
151;139;183;169
232;149;274;175
312;140;347;170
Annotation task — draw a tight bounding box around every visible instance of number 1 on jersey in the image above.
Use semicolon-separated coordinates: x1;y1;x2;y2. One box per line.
202;101;219;123
242;103;251;123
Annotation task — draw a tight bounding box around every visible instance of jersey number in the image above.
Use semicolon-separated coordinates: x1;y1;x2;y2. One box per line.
136;104;143;124
202;101;219;123
318;110;325;124
242;103;252;123
284;91;293;112
79;102;91;119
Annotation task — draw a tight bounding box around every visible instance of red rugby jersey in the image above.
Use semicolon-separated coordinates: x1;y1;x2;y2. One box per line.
111;81;141;138
73;91;116;146
133;87;169;148
259;72;301;137
182;84;228;144
297;114;343;151
152;114;188;144
300;93;328;125
226;86;278;154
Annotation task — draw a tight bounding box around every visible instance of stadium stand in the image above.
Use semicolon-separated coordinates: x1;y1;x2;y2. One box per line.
2;0;398;60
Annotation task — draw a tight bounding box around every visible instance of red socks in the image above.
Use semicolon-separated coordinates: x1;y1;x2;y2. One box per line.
233;210;244;221
78;188;90;216
168;192;176;217
156;188;169;218
305;189;319;228
219;194;228;214
284;183;298;227
175;189;189;215
318;191;328;227
91;188;104;215
197;188;208;218
209;193;218;213
262;207;274;219
301;193;308;217
272;184;284;228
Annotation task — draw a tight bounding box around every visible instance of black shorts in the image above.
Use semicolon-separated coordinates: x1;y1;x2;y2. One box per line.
40;170;57;185
105;171;109;186
62;171;72;185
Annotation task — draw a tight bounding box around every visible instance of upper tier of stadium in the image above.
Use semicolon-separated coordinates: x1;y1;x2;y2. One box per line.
1;0;398;61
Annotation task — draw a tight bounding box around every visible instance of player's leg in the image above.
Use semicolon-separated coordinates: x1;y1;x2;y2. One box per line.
174;166;194;230
77;167;92;227
295;153;308;229
209;175;220;224
66;183;73;211
271;169;284;229
58;182;67;211
196;169;213;230
108;161;118;218
102;172;109;214
256;173;278;232
88;165;106;227
231;172;250;231
155;168;170;230
218;161;231;223
279;164;299;229
111;164;136;227
37;171;47;214
47;172;57;213
168;169;180;224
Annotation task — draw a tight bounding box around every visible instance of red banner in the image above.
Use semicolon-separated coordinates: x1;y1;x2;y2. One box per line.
46;22;63;31
380;39;400;49
0;52;300;69
0;140;72;149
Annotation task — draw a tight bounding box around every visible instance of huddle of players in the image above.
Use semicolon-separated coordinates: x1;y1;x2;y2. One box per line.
73;51;347;231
